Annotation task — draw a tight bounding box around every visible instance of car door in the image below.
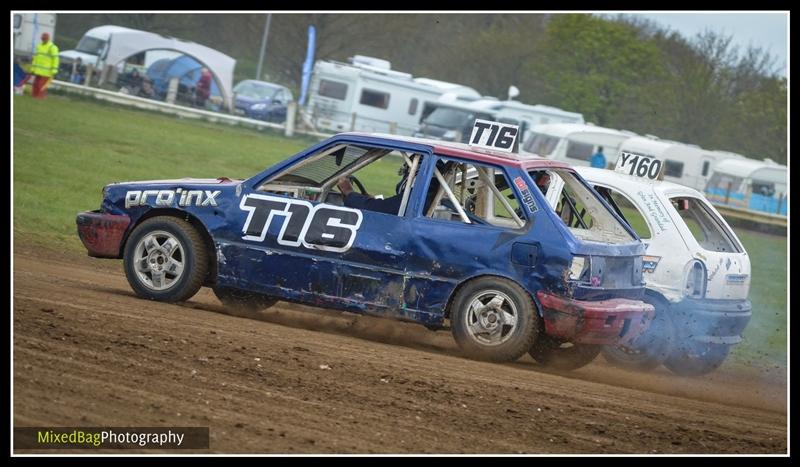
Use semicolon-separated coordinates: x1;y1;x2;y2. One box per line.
401;157;533;320
214;139;426;316
335;209;415;313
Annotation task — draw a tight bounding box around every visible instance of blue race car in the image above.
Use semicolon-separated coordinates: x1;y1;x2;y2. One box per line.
76;129;654;367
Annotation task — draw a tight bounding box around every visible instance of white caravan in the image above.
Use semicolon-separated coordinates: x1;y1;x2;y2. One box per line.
519;123;636;167
616;136;745;191
414;97;584;144
13;13;56;59
306;56;481;135
705;158;788;216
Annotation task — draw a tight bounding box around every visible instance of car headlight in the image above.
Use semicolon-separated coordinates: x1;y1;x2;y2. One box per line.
250;103;267;111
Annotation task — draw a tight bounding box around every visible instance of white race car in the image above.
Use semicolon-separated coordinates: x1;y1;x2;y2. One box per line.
540;156;752;376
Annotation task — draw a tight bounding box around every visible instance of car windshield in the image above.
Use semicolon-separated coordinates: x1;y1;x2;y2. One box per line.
75;36;106;55
523;133;560;156
535;169;636;244
235;81;281;100
424;107;474;129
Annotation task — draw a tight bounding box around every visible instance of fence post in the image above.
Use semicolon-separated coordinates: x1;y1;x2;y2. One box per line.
285;102;297;138
776;193;784;215
350;112;357;131
166;77;179;105
389;122;397;134
71;61;77;82
84;65;94;87
724;181;732;205
98;64;110;86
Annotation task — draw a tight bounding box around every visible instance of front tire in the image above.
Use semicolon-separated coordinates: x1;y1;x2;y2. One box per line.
529;336;601;370
450;277;538;362
123;216;208;302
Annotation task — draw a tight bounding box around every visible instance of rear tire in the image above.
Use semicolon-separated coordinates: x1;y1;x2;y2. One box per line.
602;305;676;372
213;286;277;315
123;216;208;302
664;342;730;376
529;335;601;371
450;277;538;362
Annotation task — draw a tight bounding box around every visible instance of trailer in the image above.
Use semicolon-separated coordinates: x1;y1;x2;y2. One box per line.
305;56;481;135
519;123;636;167
616;136;746;192
705;158;787;217
13;13;56;60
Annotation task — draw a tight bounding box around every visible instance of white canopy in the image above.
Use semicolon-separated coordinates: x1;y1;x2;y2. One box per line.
98;27;236;110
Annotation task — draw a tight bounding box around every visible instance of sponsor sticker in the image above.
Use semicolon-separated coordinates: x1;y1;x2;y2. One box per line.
725;274;748;284
513;176;538;213
125;189;220;209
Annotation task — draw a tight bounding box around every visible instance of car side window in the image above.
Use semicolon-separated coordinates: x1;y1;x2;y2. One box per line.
257;143;424;217
422;158;526;229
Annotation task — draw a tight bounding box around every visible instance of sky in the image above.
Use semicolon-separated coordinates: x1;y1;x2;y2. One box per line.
628;12;788;78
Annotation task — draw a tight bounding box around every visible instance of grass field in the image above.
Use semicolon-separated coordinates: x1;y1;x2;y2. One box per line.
13;94;787;368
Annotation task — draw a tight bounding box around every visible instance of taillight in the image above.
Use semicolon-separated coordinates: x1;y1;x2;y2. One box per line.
569;255;590;282
684;260;707;298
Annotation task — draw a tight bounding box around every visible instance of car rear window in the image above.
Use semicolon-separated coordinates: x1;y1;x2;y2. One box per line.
532;169;636;244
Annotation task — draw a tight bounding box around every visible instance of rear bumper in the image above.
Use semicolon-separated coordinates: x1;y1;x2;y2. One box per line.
76;210;131;258
670;298;752;345
537;291;655;345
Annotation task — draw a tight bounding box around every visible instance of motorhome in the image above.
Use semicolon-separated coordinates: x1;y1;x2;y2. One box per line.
59;25;185;71
13;13;56;59
616;136;745;192
305;56;481;135
705;158;788;216
519;123;637;167
414;96;584;144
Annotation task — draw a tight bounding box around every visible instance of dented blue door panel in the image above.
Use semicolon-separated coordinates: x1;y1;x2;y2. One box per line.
403;218;526;316
336;210;416;317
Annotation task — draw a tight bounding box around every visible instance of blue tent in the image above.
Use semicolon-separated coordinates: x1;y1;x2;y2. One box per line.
14;62;28;87
145;55;221;101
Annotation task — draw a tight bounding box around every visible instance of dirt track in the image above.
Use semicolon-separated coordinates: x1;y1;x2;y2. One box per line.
13;244;787;453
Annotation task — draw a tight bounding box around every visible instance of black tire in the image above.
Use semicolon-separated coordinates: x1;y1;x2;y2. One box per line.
602;304;676;372
123;216;208;302
663;342;730;376
529;335;601;370
450;277;538;362
213;286;277;315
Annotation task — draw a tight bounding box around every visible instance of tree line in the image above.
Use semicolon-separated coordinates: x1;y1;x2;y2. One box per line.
56;13;787;164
